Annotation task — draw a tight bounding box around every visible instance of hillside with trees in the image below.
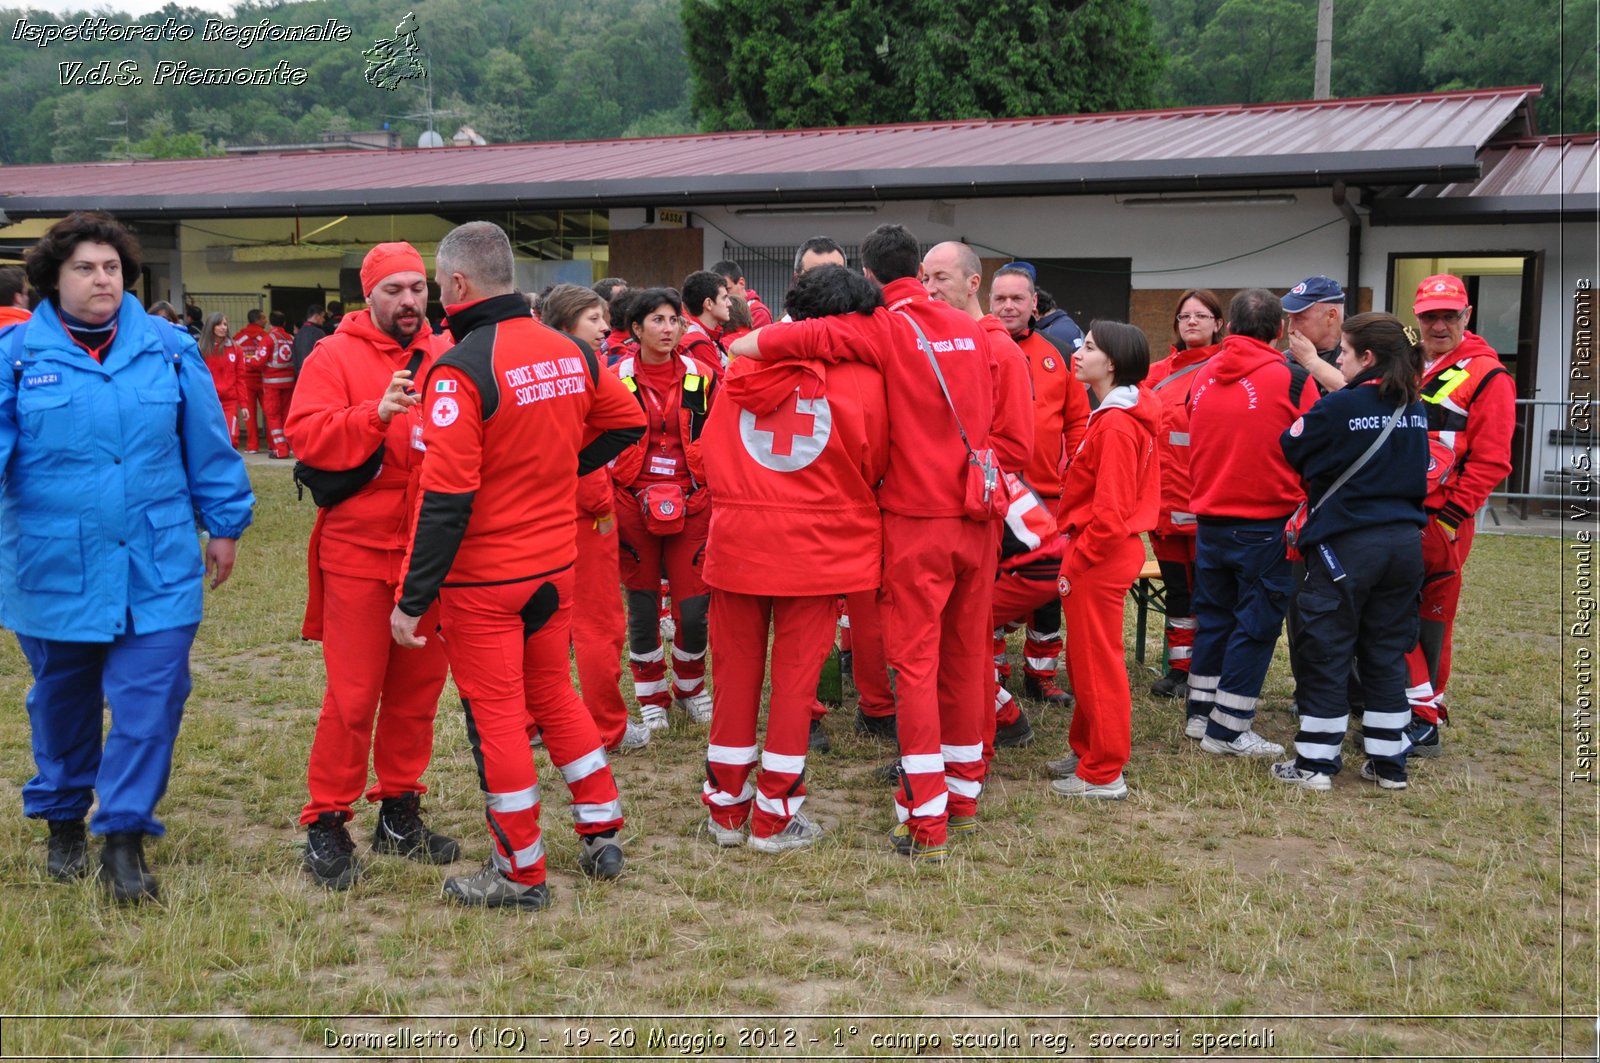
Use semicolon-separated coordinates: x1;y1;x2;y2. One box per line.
0;0;1589;166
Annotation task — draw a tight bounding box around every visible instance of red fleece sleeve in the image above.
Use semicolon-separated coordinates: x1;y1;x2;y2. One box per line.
1061;380;1092;466
759;317;886;369
1064;421;1144;576
283;348;386;469
988;336;1034;475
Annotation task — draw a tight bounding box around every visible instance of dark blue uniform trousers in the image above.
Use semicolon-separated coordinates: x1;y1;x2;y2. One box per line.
18;623;198;836
1287;523;1421;779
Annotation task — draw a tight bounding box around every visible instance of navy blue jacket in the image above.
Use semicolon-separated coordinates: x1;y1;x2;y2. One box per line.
1279;370;1427;547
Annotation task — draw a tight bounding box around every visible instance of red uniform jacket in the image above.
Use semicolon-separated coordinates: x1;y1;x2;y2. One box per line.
262;325;295;387
1420;331;1515;530
979;315;1037;477
609;351;719;516
202;339;240;408
756;277;1028;518
1144;342;1221;537
235;323;267;385
1186;334;1317;521
1013;327;1090;495
702;355;888;596
284;310;452;636
1057;385;1161;579
397;294;646;615
745;287;773;330
677;318;725;370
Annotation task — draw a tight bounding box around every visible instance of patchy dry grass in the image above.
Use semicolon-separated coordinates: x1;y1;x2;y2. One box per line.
0;467;1587;1058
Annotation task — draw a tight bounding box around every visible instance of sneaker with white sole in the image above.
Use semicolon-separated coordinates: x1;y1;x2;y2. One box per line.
747;811;824;853
1199;729;1285;758
1045;751;1080;778
1360;760;1409;790
705;815;746;848
676;690;713;724
1269;760;1332;791
617;719;652;752
1049;773;1128;800
641;704;669;731
1184;715;1208;740
442;862;552;910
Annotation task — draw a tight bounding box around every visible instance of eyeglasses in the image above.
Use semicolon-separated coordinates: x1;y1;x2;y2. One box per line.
1176;313;1214;322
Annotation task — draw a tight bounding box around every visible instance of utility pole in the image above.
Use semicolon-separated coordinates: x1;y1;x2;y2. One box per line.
1313;0;1333;99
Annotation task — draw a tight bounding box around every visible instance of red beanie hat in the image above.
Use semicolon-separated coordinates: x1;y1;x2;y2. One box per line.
360;241;426;297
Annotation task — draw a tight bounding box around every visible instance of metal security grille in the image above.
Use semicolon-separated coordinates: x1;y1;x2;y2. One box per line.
720;243;860;311
184;291;265;332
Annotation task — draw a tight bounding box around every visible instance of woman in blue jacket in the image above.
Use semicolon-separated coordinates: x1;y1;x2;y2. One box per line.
1274;312;1428;792
2;212;253;902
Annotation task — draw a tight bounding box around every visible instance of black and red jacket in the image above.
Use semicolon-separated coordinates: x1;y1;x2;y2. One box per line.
397;293;645;615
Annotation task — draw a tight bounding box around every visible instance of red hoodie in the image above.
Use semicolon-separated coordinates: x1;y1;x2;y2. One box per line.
1186;334;1317;521
702;356;888;596
1057;385;1161;578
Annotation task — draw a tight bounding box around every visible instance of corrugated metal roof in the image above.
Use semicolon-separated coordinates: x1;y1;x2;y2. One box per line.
1372;133;1598;224
0;86;1542;219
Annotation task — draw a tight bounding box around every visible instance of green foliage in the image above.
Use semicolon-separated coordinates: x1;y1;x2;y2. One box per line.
0;0;694;164
682;0;1165;130
1146;0;1596;133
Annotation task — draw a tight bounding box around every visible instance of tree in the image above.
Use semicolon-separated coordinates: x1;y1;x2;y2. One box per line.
682;0;1164;130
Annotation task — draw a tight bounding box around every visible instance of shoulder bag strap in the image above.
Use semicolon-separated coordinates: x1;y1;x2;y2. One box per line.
1151;358;1209;392
895;310;977;460
1309;403;1407;517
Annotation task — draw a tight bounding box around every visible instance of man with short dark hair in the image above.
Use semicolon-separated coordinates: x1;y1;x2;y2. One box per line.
709;259;772;332
785;238;847;317
1185;288;1319;757
324;300;344;334
680;269;730;367
290;304;327;382
0;265;31;329
393;221;646;909
261;310;296;458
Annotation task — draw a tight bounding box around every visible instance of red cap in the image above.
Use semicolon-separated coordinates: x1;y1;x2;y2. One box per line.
360;241;426;297
1413;274;1469;314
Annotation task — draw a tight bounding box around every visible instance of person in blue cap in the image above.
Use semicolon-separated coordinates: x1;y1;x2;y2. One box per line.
1283;275;1347;394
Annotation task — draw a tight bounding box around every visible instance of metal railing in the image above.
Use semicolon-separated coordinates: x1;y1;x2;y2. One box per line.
1488;399;1595;519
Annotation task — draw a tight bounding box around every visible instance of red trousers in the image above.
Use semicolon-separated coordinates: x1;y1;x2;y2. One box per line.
301;569;449;824
617;499;709;707
702;590;835;838
1150;532;1198;673
882;513;996;845
236;379;264;451
572;516;628;749
990;570;1060;737
844;590;894;718
262;384;293;458
438;567;622;887
1406;517;1475;723
1061;534;1144;784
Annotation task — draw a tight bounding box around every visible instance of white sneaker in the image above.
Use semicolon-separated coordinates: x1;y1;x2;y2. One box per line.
1184;715;1208;740
676;690;713;724
659;616;676;642
1200;729;1285;758
1360;760;1408;790
641;704;669;731
1269;760;1332;791
705;815;745;848
617;719;652;752
747;811;824;853
1045;751;1080;778
1049;773;1128;800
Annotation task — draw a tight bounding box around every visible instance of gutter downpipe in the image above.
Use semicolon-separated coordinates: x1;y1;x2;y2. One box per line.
1332;180;1362;308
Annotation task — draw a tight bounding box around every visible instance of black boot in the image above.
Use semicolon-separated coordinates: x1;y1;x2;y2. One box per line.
305;812;360;891
373;793;461;864
47;819;88;881
1149;668;1189;699
98;832;158;904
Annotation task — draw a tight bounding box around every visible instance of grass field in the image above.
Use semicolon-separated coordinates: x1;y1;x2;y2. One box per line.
0;464;1589;1060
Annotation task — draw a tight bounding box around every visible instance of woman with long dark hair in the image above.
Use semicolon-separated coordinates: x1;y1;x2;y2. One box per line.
197;310;240;443
1273;312;1429;791
1047;320;1161;800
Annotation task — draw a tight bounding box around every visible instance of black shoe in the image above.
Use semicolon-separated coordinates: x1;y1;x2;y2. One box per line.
838;649;854;682
1024;675;1075;708
1404;718;1442;759
994;711;1035;748
1149;668;1189;699
47;819;88;881
808;719;832;754
98;832;158;904
373;793;462;864
305;812;360;891
855;709;897;740
874;760;901;786
578;832;625;880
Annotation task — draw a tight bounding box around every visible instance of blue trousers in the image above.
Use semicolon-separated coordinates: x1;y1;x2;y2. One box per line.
1185;520;1293;740
18;623;198;836
1288;523;1422;778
